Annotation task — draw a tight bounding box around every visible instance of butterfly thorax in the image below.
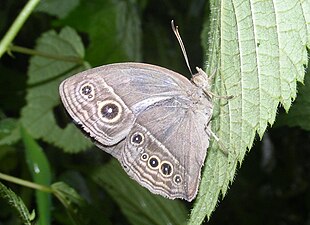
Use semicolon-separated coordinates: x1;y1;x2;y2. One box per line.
188;68;213;117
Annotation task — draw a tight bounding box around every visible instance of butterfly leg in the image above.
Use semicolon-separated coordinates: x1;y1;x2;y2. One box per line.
205;126;228;156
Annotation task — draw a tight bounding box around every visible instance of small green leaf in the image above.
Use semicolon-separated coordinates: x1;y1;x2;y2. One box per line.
0;118;20;145
52;181;112;225
21;126;52;225
0;181;33;225
56;0;142;66
91;160;188;225
21;26;92;152
189;0;310;223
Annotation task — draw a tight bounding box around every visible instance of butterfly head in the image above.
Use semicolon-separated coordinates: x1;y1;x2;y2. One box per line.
191;67;211;96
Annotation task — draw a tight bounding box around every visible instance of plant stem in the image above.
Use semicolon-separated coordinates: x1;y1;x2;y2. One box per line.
10;45;84;63
0;0;41;58
0;172;53;193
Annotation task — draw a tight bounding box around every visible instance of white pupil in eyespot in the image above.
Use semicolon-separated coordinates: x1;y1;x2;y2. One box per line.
132;133;143;144
161;163;172;175
81;85;92;95
101;103;119;119
174;175;182;184
149;157;159;168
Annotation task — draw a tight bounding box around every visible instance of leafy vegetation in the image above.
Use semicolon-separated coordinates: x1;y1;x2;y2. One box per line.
0;0;309;224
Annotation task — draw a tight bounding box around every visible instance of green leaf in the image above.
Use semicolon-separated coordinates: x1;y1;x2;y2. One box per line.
0;118;20;145
21;126;52;225
189;0;310;223
56;0;142;66
0;181;34;225
52;181;112;225
276;68;310;130
36;0;80;19
20;26;92;153
90;160;187;225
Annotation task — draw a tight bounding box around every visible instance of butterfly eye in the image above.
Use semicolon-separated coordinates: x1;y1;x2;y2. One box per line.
173;174;182;185
79;83;95;100
131;132;144;146
97;100;122;123
160;161;173;177
148;156;160;169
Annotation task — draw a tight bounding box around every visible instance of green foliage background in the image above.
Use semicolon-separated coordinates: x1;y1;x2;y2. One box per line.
0;0;309;224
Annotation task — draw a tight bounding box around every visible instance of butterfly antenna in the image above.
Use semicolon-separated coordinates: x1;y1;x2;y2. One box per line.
171;20;193;76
